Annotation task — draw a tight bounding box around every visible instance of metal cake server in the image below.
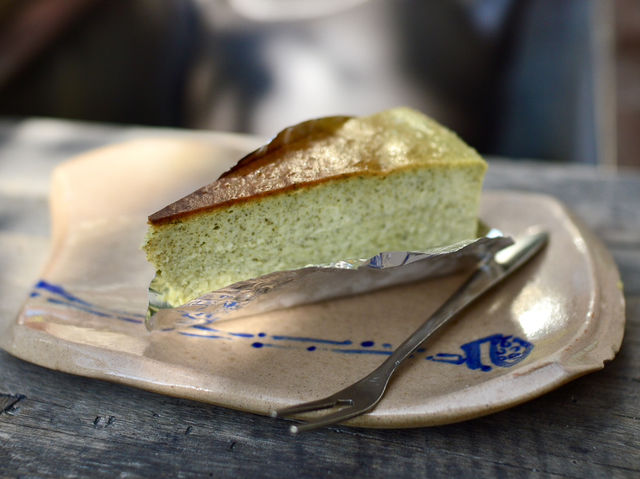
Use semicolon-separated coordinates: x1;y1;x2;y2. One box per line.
274;230;549;433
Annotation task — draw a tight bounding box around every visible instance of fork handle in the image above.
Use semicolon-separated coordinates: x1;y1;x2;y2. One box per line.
370;231;548;382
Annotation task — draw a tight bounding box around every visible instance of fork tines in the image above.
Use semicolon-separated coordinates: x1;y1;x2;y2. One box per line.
273;394;370;434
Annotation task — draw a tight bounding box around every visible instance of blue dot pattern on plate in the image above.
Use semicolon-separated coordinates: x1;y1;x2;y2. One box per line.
28;280;534;372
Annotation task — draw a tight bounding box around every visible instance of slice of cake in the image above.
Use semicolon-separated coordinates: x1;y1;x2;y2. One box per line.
143;107;487;307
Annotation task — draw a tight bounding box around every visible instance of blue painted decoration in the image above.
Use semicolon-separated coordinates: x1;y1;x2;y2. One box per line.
426;334;534;371
28;279;534;373
30;280;144;324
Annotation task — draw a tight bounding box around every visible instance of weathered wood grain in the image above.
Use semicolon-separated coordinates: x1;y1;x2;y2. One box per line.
0;120;638;478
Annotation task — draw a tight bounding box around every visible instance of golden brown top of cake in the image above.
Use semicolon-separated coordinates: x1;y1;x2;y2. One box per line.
148;107;484;225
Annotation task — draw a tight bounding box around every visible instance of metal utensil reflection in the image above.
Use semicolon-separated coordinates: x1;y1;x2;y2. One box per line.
274;229;548;433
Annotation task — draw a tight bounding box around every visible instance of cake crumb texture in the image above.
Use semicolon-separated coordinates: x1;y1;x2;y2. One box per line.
143;107;487;306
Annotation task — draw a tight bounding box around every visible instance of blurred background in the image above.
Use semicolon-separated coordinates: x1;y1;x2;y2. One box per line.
0;0;637;168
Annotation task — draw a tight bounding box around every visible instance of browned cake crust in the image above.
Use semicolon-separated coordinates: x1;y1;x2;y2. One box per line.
219;116;351;178
148;109;482;226
148;118;360;225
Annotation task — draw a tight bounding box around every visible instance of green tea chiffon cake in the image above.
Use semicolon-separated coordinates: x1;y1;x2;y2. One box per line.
143;107;487;307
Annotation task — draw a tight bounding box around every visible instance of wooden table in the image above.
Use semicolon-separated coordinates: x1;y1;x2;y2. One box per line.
1;118;638;478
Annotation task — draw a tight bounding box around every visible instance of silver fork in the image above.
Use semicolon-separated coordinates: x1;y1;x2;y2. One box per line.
273;230;548;433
